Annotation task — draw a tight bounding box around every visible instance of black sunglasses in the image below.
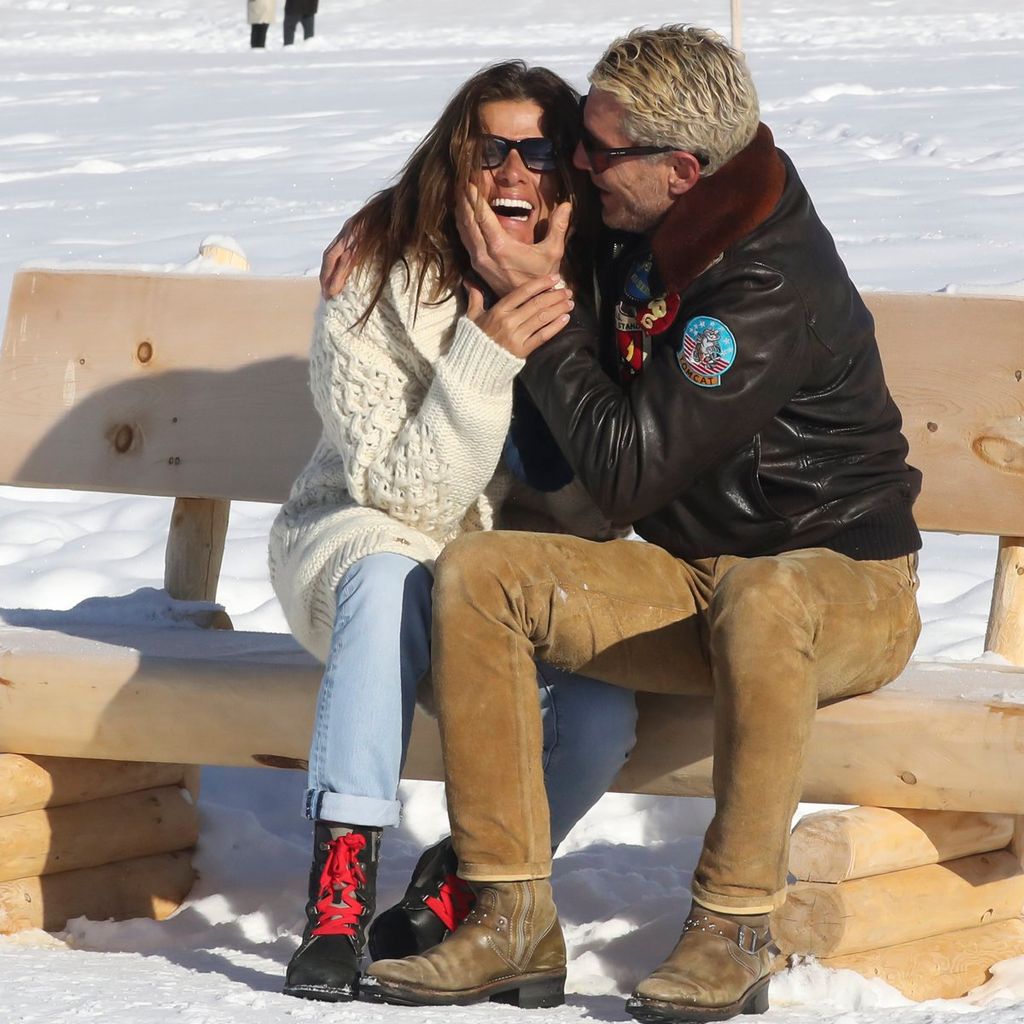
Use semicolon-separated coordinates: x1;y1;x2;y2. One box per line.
481;134;558;172
577;96;709;174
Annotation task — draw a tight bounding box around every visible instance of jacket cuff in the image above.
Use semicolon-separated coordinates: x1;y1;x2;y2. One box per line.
518;311;591;391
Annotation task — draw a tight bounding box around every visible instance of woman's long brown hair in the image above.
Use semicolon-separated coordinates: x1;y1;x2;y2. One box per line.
345;61;597;324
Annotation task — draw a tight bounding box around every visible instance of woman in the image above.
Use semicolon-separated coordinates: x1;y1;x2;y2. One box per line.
246;0;275;48
268;61;637;1003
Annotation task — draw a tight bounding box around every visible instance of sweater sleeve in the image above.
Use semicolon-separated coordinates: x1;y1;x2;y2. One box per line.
310;276;524;538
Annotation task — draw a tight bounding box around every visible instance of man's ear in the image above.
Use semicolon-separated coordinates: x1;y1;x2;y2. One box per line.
666;151;704;197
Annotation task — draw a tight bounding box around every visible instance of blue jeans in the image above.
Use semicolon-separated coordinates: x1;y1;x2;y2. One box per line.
305;552;637;845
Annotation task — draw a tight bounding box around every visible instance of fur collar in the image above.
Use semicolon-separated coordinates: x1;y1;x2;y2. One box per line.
651;123;787;293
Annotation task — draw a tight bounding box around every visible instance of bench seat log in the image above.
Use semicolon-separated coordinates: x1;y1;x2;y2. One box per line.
2;623;1024;812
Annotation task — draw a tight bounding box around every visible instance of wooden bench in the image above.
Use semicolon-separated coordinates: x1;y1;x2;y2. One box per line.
1;262;1023;994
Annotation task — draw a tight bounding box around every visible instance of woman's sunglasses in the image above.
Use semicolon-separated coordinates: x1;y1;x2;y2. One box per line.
481;134;558;172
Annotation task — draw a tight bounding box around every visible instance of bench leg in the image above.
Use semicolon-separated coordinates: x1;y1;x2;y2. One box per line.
984;536;1024;664
1012;816;1024;869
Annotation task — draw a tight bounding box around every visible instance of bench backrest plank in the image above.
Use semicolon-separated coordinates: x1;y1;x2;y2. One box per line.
0;270;321;502
1;269;1022;537
868;292;1024;536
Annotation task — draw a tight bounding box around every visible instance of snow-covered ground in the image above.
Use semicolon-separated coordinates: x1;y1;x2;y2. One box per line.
1;0;1023;1021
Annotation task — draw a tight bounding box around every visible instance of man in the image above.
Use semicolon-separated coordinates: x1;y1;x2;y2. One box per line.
363;24;923;1022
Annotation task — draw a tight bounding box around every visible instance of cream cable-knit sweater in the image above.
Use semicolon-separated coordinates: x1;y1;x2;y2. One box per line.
268;260;525;662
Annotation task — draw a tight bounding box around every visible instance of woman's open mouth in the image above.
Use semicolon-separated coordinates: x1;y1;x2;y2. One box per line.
490;197;534;223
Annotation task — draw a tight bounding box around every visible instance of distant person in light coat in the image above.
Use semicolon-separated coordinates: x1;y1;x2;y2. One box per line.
247;0;276;49
284;0;318;45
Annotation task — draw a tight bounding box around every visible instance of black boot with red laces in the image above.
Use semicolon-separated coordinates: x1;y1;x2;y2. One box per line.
283;821;380;1002
367;835;474;961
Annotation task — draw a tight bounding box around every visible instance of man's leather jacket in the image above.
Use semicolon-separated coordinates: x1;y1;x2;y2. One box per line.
519;127;921;562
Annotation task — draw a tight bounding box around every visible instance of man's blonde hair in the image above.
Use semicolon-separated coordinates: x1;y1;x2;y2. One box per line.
589;25;759;175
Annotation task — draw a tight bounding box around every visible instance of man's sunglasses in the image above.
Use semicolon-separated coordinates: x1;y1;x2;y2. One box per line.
577;96;709;174
481;134;558;172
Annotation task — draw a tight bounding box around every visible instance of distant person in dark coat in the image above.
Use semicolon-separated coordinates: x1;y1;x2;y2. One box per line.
248;0;276;48
284;0;318;45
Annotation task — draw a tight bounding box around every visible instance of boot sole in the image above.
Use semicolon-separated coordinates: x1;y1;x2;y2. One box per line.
626;976;770;1023
282;981;358;1003
364;970;566;1009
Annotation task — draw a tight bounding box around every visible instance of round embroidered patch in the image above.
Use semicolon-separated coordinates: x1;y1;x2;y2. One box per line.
677;316;737;388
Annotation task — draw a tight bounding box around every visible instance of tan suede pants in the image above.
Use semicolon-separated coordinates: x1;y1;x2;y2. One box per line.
431;532;920;913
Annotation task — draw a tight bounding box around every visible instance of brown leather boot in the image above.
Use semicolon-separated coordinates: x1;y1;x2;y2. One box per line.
626;902;780;1023
364;878;566;1007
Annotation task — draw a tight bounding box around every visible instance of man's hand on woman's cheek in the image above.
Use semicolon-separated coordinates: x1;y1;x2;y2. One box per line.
457;183;571;297
320;219;358;300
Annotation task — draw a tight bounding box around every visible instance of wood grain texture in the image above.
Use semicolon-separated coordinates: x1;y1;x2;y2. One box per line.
163;496;231;605
774;850;1024;957
1;274;1021;533
866;291;1024;537
789;807;1014;883
0;270;320;502
0;786;199;882
0;755;189;817
2;624;1024;810
986;537;1024;663
1011;817;1024;869
0;851;195;934
822;919;1024;1001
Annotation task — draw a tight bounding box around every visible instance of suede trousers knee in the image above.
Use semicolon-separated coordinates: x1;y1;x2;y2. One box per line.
431;532;920;912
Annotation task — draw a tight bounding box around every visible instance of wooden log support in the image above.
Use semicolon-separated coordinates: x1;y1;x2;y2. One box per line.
773;850;1024;958
0;851;195;934
0;755;192;818
164;496;232;610
197;240;249;271
161;238;250;615
1011;816;1024;869
986;537;1024;664
0;786;199;883
823;919;1024;1002
790;807;1015;883
181;765;201;804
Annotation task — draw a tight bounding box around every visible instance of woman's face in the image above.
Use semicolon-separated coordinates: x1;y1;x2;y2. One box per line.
475;99;561;245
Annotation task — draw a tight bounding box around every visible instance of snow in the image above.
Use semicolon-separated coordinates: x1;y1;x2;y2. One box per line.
1;0;1023;1020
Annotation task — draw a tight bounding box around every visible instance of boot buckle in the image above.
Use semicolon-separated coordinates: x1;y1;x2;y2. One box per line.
736;924;758;953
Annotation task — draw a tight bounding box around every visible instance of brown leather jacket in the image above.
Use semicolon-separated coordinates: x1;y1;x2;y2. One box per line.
519;126;921;561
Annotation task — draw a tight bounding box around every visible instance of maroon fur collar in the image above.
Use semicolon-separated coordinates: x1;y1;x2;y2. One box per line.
651;123;787;293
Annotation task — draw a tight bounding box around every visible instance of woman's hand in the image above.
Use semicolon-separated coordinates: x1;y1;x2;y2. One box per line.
319;219;358;300
465;274;573;358
457;183;572;298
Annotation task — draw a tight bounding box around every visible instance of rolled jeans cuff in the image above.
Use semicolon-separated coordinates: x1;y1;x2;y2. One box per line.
457;860;552;883
691;879;786;915
306;789;401;828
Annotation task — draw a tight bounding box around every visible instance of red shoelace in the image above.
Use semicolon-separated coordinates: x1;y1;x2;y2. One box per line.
312;832;367;937
424;872;475;932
